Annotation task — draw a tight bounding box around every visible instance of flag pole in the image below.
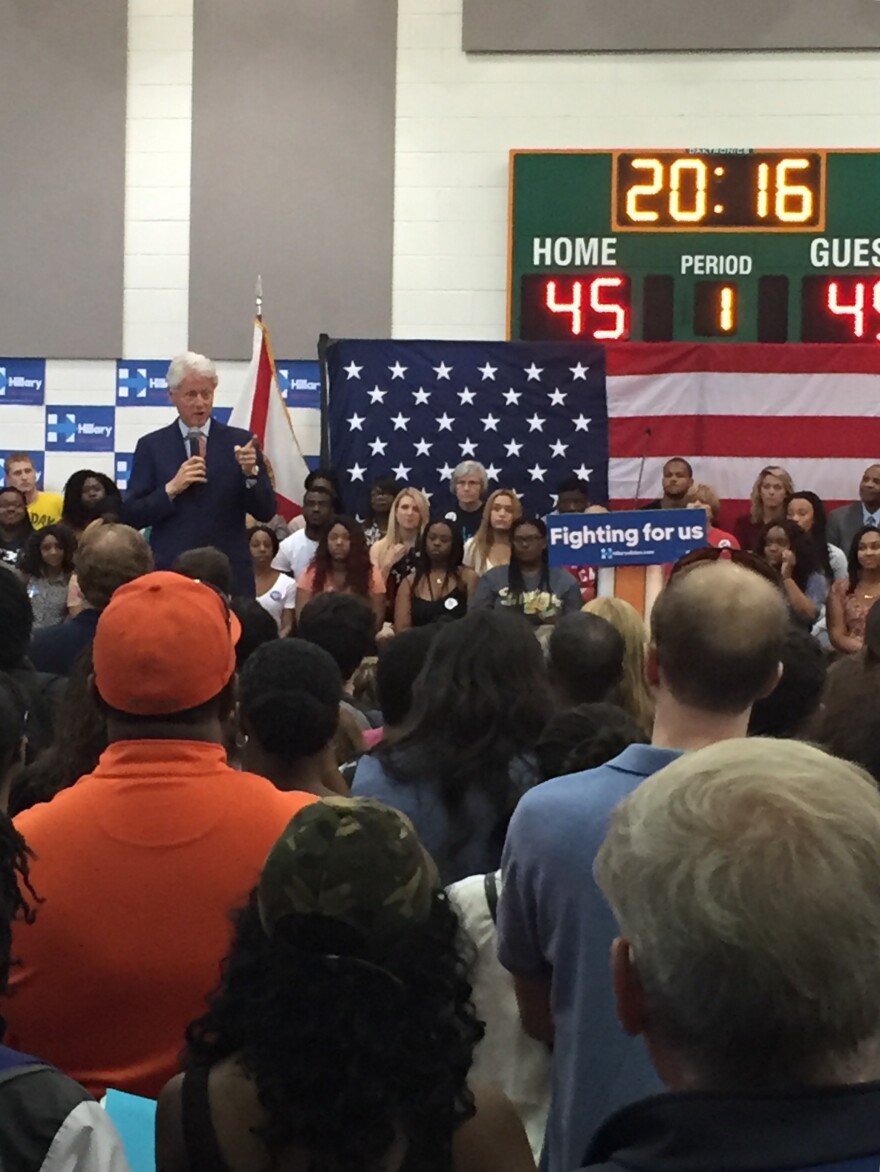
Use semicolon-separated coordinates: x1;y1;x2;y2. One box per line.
255;274;263;323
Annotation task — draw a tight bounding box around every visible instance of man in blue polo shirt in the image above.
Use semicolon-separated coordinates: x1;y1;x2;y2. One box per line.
498;561;787;1172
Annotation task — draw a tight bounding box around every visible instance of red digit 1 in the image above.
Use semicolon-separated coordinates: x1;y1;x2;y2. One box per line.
827;280;866;338
545;280;584;335
590;277;628;340
873;281;880;341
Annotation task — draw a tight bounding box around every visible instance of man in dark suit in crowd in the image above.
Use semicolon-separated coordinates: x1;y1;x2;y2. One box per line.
122;352;276;594
827;463;880;558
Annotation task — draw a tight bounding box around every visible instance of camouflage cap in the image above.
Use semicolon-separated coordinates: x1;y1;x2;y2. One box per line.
258;796;440;942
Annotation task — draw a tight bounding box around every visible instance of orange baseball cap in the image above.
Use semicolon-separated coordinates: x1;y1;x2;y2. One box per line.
93;570;242;715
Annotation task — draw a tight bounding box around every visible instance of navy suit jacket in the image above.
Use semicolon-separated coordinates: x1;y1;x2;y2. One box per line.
827;502;865;560
121;418;276;595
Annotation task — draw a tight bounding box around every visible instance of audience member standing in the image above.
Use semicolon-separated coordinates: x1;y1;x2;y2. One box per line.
686;483;739;548
733;464;793;550
122;352;276;594
18;523;76;629
5;572;317;1098
580;740;880;1172
582;597;655;736
3;452;62;529
0;486;33;570
473;518;582;626
444;460;488;541
284;467;344;535
827;525;880;653
464;488;521;575
498;562;786;1172
546;613;624;709
395;518;475;629
827;463;880;555
60;470;122;536
273;484;335;578
362;474;400;544
639;458;693;511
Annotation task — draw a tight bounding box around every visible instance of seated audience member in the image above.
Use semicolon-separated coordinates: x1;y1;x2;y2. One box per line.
686;483;739;548
812;654;880;783
5;572;317;1098
551;477;598;603
249;524;296;635
297;593;380;730
395;518;475;630
755;518;828;626
229;597;278;670
786;490;847;580
284;467;344;535
748;622;826;738
273;483;335;577
0;486;33;570
370;488;430;616
10;650;106;817
827;463;880;555
473;518;582;626
733;464;794;550
499;562;786;1172
445;460;488;542
580;739;880;1172
464;488;521;576
534;703;647;783
362;473;400;544
0;570;65;755
157;798;533;1172
172;544;233;596
374;625;440;741
19;523;77;629
582;597;654;735
354;610;550;884
639;458;693;511
0;794;132;1168
296;516;386;629
30;522;152;677
827;525;880;653
547;612;624;709
60;469;121;536
238;639;348;798
4;452;62;529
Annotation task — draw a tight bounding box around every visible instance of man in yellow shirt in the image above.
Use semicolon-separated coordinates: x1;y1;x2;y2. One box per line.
3;453;62;529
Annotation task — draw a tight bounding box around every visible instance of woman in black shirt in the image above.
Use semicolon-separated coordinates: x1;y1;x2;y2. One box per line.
394;519;476;630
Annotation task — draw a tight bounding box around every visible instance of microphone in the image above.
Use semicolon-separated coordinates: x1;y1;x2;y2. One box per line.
186;429;202;461
633;426;652;507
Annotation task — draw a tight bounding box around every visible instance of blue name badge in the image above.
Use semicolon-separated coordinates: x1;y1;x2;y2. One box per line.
547;509;708;568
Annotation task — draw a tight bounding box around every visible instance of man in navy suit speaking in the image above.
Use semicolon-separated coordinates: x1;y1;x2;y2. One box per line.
122;352;276;595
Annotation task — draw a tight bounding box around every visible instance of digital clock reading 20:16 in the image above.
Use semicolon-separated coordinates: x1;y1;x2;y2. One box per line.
613;151;825;231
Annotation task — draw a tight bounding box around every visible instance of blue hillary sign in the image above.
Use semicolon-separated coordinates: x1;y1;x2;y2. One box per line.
213;406;232;424
547;509;708;568
0;359;45;405
276;360;320;409
116;360;170;405
46;406;115;452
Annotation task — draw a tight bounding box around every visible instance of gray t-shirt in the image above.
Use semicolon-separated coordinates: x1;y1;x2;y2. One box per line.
471;564;583;624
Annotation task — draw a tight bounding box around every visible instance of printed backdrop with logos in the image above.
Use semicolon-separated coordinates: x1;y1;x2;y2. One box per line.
0;357;322;494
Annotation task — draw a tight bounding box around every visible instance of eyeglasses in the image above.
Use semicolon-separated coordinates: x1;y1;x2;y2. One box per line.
669;546;783;588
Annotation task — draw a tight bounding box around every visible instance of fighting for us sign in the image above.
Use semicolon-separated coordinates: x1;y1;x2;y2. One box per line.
547;509;707;568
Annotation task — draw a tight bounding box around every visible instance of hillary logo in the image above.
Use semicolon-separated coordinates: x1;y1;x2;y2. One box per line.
0;358;46;405
46;406;115;452
116;359;171;406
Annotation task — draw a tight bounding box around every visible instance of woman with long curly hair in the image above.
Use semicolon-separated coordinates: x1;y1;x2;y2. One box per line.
156;798;533;1172
18;523;77;629
295;515;386;629
732;464;794;550
60;469;121;536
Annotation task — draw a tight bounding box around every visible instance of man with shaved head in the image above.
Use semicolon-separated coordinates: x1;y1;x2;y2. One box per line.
498;561;787;1172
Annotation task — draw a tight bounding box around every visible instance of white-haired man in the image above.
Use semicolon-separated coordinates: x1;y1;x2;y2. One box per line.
445;459;487;541
580;738;880;1171
122;352;275;594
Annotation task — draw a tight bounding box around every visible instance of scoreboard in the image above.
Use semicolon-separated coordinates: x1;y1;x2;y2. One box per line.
508;150;880;344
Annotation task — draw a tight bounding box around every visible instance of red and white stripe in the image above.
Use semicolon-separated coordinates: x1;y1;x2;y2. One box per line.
607;343;880;527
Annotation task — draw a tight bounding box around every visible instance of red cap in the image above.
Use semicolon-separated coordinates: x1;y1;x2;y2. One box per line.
93;571;241;715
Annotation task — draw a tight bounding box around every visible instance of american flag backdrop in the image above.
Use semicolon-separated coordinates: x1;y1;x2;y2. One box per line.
326;340;608;519
326;340;880;524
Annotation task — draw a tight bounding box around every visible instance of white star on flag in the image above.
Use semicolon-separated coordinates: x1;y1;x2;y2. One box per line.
390;413;410;430
503;389;522;406
459;438;478;456
347;463;366;481
413;438;433;456
504;439;523;457
549;440;569;457
412;387;431;404
347;414;365;431
574;464;593;480
458;387;476;405
573;415;591;432
478;362;498;381
524;363;543;381
527;414;545;432
389;362;408;379
368;386;387;404
436;412;455;431
391;463;411;479
570;362;590;380
368;437;388;456
548;388;567;406
344;361;363;379
528;464;547;482
481;414;499;432
437;462;454;480
433;362;453;380
421;488;434;501
485;463;501;480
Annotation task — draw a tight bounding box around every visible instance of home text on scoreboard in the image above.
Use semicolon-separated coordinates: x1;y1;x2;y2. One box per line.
508;150;880;343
